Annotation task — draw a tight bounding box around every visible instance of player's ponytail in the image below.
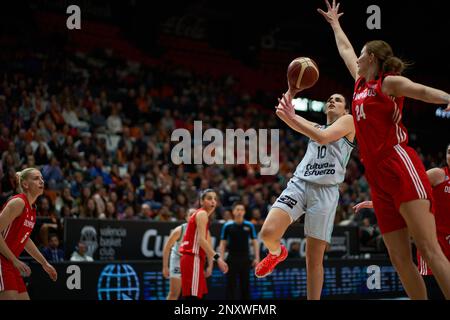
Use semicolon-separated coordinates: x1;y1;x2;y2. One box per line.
382;56;406;75
365;40;409;75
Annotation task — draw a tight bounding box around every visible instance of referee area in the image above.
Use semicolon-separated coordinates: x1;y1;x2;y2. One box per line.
0;0;449;306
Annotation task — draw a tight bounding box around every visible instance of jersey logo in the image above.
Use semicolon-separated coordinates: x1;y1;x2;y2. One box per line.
276;195;298;209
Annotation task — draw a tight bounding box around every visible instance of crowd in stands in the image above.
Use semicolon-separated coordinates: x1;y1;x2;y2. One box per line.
0;49;446;256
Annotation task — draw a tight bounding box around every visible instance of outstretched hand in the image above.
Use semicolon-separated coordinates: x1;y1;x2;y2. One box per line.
317;0;344;25
275;91;296;120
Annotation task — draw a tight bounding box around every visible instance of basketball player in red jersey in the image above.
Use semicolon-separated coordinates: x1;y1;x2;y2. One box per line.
319;0;450;299
354;143;450;299
179;189;228;299
0;168;58;300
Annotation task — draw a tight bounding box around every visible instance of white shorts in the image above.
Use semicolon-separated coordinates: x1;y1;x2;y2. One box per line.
271;175;339;243
169;253;181;279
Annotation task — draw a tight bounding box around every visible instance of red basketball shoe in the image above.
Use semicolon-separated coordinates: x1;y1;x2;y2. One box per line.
255;245;288;278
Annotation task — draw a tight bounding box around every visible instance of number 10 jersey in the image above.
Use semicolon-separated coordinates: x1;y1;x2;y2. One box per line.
294;124;355;186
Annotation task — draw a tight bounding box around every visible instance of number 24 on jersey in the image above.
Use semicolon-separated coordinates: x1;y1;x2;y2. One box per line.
355;104;366;121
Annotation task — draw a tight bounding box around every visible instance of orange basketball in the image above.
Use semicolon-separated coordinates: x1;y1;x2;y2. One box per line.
287;57;319;92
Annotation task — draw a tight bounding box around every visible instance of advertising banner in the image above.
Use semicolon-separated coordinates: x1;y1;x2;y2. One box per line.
64;218;360;261
27;259;404;300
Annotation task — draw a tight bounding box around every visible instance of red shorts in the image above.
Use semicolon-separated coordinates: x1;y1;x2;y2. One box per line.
365;145;434;234
0;258;27;293
180;254;207;299
417;234;450;276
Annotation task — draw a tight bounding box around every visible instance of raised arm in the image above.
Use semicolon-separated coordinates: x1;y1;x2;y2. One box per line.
318;0;358;80
382;76;450;111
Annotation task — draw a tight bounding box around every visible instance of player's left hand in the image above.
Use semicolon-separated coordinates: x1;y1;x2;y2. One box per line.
445;103;450;112
252;259;260;268
43;262;58;281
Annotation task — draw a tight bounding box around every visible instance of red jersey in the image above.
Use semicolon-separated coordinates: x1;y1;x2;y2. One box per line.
0;194;36;258
418;167;450;276
352;73;408;167
434;167;450;240
179;208;209;259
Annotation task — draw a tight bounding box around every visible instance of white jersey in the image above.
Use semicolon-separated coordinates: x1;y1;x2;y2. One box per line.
294;124;355;185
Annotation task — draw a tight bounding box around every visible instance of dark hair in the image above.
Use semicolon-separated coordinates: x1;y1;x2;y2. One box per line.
329;93;349;111
365;40;408;75
232;201;245;210
200;188;215;201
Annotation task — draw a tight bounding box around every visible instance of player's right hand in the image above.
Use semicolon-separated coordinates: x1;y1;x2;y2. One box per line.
13;258;31;277
317;0;344;25
352;201;373;213
162;266;170;279
217;259;228;274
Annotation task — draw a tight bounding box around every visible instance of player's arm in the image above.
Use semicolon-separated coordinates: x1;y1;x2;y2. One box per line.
0;198;25;262
196;211;229;273
206;231;214;277
382;76;450;110
426;168;446;187
292;114;354;145
162;225;182;278
277;95;354;144
24;238;57;281
196;211;216;258
318;0;358;80
218;239;228;263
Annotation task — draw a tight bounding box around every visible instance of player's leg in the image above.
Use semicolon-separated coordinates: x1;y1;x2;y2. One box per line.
382;227;427;299
305;237;327;300
259;208;291;254
304;183;338;300
167;277;182;300
0;290;20;300
399;199;450;299
16;291;30;300
259;176;306;256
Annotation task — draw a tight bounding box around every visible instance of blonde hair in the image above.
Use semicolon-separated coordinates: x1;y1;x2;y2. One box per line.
16;168;38;193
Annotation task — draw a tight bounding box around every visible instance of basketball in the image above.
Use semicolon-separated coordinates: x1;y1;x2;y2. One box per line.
287;57;319;92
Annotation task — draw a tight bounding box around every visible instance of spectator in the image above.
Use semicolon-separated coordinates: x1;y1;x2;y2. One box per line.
106;103;123;134
41;234;65;263
70;242;94;262
139;203;154;220
41;157;64;190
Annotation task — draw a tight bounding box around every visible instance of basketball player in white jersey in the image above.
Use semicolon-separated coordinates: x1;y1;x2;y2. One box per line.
255;91;356;300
